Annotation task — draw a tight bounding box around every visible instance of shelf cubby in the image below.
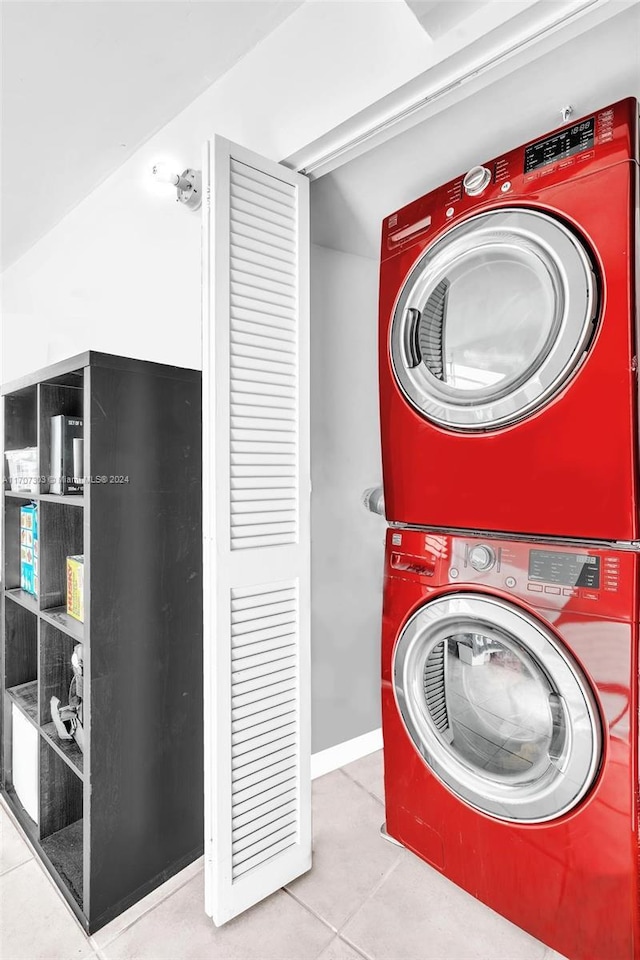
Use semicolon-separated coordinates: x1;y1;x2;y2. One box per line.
39;378;83;497
3;496;38;592
4;384;38;495
4;384;37;448
39;500;83;612
4;598;38;689
39;738;84;907
1;351;202;933
39;621;81;725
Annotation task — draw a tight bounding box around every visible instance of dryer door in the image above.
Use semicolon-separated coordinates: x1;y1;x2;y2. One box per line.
390;209;598;430
393;593;601;822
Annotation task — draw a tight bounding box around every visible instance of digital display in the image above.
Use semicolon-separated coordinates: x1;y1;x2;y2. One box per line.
524;117;595;173
528;550;600;589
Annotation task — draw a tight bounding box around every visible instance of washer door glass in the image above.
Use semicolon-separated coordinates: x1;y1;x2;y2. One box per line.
390;209;598;430
393;594;601;822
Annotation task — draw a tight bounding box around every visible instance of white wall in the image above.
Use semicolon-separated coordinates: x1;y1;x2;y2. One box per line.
1;0;431;382
311;2;640;259
310;244;385;752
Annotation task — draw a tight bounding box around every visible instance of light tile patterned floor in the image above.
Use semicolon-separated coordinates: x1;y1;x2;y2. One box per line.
1;751;568;960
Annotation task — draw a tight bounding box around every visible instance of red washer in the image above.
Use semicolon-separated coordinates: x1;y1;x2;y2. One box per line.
381;527;639;960
379;99;638;540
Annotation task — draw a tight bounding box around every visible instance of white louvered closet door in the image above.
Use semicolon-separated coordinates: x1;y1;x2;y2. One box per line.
202;136;311;925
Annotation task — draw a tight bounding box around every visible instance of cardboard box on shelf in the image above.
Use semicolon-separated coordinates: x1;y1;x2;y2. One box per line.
67;555;84;622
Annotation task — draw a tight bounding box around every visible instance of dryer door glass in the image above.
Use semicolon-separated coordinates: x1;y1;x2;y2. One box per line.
393;593;601;822
390;209;597;430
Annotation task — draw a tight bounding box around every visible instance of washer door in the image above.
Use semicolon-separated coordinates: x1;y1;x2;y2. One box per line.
393;594;601;822
390;209;598;430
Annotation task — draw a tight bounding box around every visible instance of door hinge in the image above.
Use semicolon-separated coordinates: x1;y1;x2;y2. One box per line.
632;357;638;373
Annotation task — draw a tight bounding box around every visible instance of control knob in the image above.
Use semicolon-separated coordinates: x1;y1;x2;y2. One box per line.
463;165;492;196
469;544;496;572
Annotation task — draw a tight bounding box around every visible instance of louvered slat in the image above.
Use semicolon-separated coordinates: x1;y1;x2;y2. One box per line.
229;160;298;551
232;733;297;772
232;798;298;842
231;777;297;819
229;580;299;880
231;788;298;830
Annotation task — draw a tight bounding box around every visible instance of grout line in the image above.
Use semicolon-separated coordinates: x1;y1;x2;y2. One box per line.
1;792;201;954
335;852;403;937
0;824;92;941
339;933;376;960
88;936;109;960
284;824;404;958
0;857;34;880
283;886;339;936
89;863;204;950
338;766;385;808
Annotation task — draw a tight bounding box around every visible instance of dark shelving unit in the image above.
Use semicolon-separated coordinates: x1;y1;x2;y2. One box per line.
1;352;203;932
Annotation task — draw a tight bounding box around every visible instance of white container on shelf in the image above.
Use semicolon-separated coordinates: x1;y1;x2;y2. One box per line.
4;448;38;493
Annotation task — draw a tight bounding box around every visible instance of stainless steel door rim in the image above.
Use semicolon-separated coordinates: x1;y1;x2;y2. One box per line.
390;209;598;430
393;593;601;822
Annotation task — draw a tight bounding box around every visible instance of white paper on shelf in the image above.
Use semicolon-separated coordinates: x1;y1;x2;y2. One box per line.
12;704;39;824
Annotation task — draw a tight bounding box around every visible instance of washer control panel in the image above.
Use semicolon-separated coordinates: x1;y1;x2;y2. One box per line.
385;529;635;620
468;544;495;571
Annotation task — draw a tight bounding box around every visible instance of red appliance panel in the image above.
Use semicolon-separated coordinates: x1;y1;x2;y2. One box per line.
381;99;636;261
378;99;638;540
381;529;639;960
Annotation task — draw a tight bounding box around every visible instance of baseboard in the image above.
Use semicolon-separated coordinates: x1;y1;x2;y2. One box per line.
310;727;383;780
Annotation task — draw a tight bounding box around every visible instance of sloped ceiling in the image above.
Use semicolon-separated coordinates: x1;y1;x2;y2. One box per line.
405;0;491;39
0;0;302;270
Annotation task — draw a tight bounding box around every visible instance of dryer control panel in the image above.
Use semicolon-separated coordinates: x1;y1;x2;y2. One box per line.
381;97;638;260
386;528;637;621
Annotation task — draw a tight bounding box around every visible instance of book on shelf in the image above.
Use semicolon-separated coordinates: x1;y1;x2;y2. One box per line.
20;502;38;597
50;415;83;495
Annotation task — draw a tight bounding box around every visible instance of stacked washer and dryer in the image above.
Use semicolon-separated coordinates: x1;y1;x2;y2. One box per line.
377;98;639;960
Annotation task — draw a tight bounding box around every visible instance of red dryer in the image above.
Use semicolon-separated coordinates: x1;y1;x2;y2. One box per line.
381;526;639;960
379;98;638;540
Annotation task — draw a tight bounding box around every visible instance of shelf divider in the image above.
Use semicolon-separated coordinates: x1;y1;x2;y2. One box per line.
40;723;84;779
6;680;38;724
4;587;39;615
40;607;84;643
40;494;84;507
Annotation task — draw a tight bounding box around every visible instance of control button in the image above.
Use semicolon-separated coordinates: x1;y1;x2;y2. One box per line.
446;206;455;218
449;567;459;580
463;165;492;196
582;591;599;601
469;544;496;572
505;576;516;588
544;586;561;595
500;181;512;193
527;583;543;592
562;588;579;597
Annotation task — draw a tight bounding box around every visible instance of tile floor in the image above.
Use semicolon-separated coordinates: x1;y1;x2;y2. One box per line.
1;751;568;960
